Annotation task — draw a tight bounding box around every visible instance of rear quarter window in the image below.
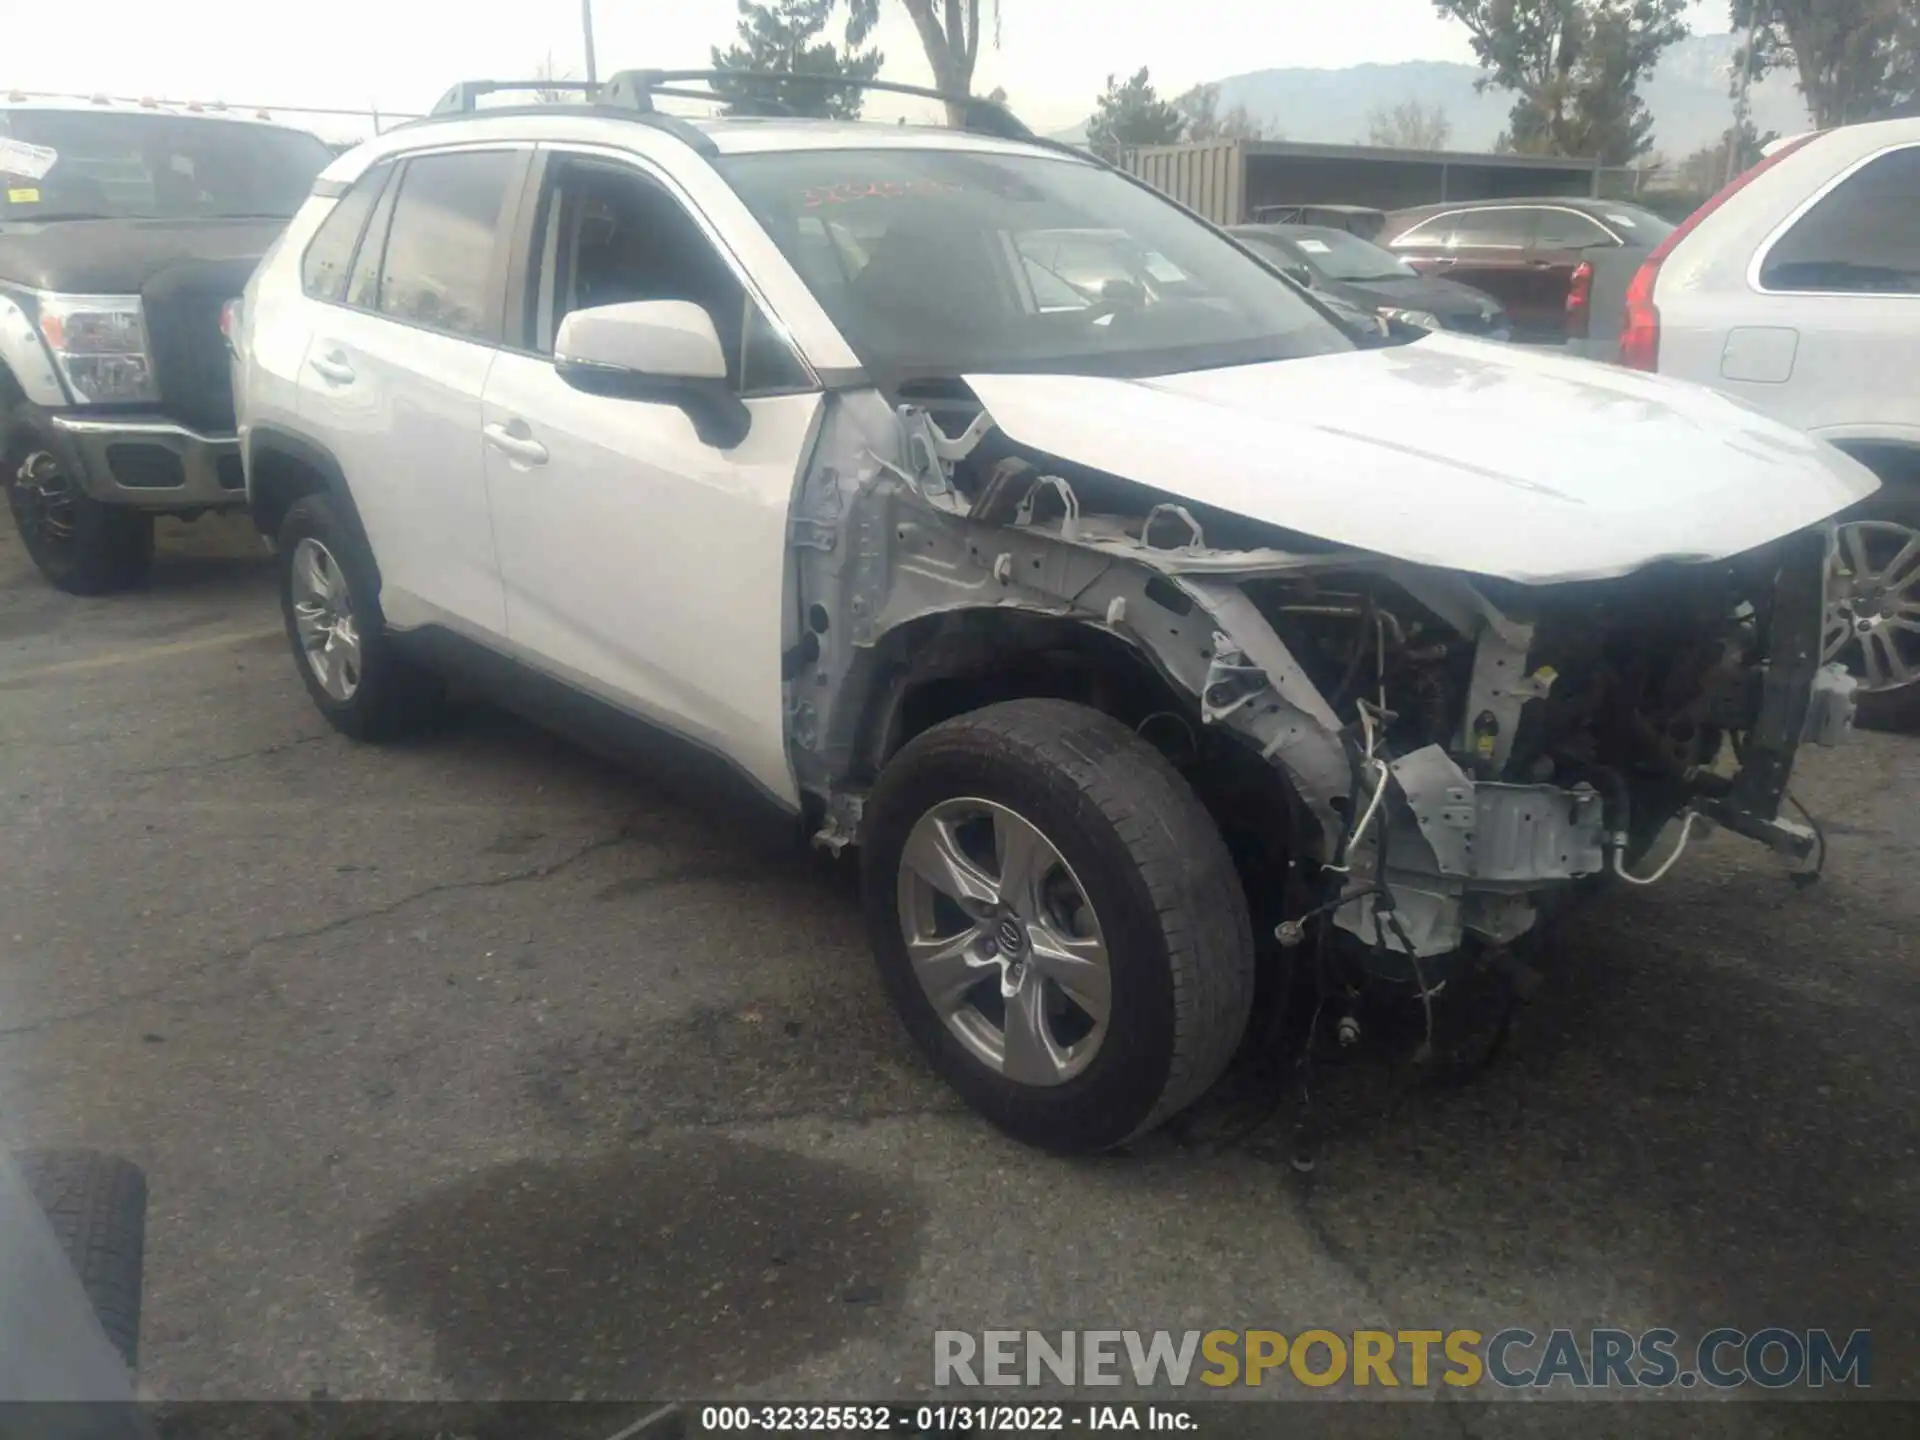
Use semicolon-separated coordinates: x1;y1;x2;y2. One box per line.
301;164;390;303
1760;144;1920;294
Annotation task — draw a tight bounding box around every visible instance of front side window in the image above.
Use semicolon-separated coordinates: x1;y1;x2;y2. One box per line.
526;157;810;394
375;150;521;342
1760;145;1920;295
0;110;332;223
717;148;1350;379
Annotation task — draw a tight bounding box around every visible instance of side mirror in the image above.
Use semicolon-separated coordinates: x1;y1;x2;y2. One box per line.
553;299;749;450
1284;264;1314;288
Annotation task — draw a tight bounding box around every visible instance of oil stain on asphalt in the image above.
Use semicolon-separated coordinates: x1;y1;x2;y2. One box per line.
356;1136;924;1398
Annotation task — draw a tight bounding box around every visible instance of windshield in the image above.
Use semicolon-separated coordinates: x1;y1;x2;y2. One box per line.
1265;226;1419;282
0;110;332;223
717;148;1350;378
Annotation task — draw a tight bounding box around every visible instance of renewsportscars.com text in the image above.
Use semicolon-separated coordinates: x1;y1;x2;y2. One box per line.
933;1328;1872;1391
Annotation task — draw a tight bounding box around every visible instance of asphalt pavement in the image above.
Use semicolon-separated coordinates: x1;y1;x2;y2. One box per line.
1;513;1915;1436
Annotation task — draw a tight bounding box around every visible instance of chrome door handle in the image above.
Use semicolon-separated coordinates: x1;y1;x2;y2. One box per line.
483;421;549;466
308;350;355;384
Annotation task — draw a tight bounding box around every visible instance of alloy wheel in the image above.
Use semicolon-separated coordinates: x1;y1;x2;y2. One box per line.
289;537;362;702
13;450;78;552
1826;520;1920;696
895;797;1112;1086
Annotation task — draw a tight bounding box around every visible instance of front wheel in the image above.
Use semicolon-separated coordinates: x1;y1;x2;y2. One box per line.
860;699;1256;1153
6;441;153;595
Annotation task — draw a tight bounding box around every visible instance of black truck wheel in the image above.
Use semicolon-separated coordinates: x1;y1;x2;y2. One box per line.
861;699;1256;1153
16;1149;148;1372
6;436;154;595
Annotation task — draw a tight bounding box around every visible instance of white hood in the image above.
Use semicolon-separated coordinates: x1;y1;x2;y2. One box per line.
963;335;1879;584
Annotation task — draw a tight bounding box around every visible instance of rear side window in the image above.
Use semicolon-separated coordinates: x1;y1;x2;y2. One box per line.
1760;145;1920;294
1446;208;1534;248
1533;209;1615;249
375;150;522;341
300;164;389;302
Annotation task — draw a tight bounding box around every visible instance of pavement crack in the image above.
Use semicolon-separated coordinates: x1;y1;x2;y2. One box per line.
118;733;331;779
0;828;639;1040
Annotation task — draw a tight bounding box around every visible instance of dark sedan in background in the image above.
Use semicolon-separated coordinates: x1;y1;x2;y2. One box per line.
1378;197;1676;345
1229;223;1512;340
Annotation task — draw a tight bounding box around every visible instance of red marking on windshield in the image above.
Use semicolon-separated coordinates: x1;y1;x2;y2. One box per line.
801;179;960;208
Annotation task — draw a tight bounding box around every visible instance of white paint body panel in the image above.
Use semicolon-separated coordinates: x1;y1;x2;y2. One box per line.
481;350;819;805
1649;119;1920;448
296;308;505;635
965;333;1877;584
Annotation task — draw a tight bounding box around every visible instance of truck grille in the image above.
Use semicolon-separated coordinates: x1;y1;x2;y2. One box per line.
142;258;255;434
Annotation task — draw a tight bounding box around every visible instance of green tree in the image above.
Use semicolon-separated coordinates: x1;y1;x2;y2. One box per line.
712;0;883;120
1434;0;1691;164
1365;100;1455;149
847;1;1002;121
1175;82;1276;141
1086;68;1188;161
1729;0;1916;127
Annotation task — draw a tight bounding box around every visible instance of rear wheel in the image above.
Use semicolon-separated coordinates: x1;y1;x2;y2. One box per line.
1827;485;1920;733
6;438;154;594
277;493;443;741
861;699;1256;1153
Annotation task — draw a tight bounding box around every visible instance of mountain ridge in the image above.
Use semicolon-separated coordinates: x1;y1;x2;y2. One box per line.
1051;33;1813;162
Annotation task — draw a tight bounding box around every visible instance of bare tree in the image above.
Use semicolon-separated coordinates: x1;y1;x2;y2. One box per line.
1365;100;1454;150
533;51;578;104
848;0;1001;121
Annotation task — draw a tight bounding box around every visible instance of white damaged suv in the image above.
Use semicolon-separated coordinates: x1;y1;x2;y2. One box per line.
230;72;1872;1153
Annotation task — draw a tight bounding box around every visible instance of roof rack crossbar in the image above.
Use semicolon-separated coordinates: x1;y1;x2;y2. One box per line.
430;79;602;116
597;68;1037;141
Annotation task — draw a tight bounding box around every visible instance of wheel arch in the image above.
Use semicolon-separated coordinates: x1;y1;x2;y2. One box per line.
840;606;1313;880
246;426;381;587
1826;436;1920;494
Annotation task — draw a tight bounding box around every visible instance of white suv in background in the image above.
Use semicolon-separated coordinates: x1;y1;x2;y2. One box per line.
229;71;1870;1154
1616;117;1920;730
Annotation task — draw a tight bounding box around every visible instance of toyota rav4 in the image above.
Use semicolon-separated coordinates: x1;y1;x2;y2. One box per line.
230;72;1872;1154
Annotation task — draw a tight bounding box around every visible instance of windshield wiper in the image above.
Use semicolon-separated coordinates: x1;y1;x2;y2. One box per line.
0;211;113;223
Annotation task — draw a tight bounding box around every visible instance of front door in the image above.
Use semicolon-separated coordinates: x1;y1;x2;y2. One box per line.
480;152;823;806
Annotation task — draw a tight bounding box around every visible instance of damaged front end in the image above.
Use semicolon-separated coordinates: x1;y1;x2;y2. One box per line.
787;383;1857;987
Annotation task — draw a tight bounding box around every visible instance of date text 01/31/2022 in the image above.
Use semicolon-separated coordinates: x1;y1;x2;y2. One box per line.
698;1405;1194;1431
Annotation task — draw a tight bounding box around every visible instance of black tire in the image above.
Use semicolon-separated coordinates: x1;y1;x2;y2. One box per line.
277;492;443;741
1834;478;1920;733
16;1150;147;1372
5;427;154;594
860;699;1256;1153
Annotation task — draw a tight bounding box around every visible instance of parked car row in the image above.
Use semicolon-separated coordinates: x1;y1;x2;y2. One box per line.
0;79;1906;1158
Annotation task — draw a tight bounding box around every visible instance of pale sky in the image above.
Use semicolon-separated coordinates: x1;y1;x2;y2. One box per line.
6;0;1728;141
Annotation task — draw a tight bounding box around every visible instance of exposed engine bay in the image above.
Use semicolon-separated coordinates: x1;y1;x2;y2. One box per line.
785;382;1859;986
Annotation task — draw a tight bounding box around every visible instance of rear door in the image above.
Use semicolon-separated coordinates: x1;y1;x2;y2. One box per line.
1525;206;1621;340
296;145;530;637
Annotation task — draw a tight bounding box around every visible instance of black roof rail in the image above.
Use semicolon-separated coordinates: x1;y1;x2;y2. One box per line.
429;79;600;115
597;68;1039;142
